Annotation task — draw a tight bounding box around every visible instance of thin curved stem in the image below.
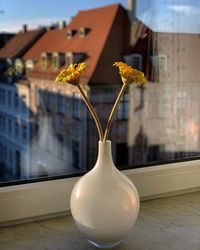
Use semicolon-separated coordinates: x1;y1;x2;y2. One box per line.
103;83;128;142
77;85;104;141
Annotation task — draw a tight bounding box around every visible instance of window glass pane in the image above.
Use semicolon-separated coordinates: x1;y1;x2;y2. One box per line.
0;0;200;184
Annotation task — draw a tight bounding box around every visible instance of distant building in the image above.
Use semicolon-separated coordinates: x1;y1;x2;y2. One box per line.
127;0;200;165
0;26;46;180
23;4;130;176
0;33;15;49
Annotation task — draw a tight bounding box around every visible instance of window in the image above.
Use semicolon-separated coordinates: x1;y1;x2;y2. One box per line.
15;122;19;137
2;116;6;131
57;134;64;158
21;95;27;111
9;150;13;164
65;52;73;66
15;59;24;75
22;124;27;141
8;118;12;134
36;89;42;107
14;93;19;109
25;60;34;71
79;27;90;37
65;52;85;66
0;0;200;190
1;89;6;104
66;29;76;39
7;90;12;106
116;93;129;120
124;54;142;71
57;94;65;114
157;55;167;72
52;53;59;70
40;53;51;70
47;92;53;111
151;54;167;72
72;140;80;169
72;93;81;119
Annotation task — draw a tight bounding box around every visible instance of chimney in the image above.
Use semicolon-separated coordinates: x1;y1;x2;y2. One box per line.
127;0;136;23
22;24;28;33
58;20;66;29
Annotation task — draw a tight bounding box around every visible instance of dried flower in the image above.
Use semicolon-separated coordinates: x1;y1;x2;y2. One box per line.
55;63;87;85
113;62;147;86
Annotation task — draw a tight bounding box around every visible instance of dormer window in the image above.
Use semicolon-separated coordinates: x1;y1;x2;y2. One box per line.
65;52;85;66
79;27;90;38
15;59;24;74
25;60;34;71
40;52;51;70
52;52;65;70
52;53;59;70
66;29;76;39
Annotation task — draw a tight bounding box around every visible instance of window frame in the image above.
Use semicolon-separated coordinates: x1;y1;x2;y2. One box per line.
0;159;199;225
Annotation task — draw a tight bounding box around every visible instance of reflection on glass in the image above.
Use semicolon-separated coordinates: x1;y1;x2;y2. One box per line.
0;0;200;184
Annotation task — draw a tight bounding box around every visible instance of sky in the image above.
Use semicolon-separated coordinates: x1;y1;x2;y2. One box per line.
0;0;199;34
136;0;200;34
0;0;127;32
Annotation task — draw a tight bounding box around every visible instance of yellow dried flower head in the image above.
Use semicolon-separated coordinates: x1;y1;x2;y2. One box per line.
113;62;147;86
55;63;87;85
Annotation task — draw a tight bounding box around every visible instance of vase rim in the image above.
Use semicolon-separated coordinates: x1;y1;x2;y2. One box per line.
98;140;111;144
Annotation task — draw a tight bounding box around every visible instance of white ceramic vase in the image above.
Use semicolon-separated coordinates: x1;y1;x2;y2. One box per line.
70;140;140;249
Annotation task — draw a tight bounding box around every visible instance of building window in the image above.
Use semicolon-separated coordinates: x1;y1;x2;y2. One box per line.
15;122;19;137
2;116;6;131
47;92;53;111
57;134;64;158
15;59;24;75
25;60;34;71
57;94;65;114
7;91;12;106
21;95;27;111
52;53;59;70
65;52;85;66
158;55;167;71
116;93;129;120
124;54;142;71
40;53;51;70
22;124;27;141
79;27;89;37
72;140;80;169
9;150;13;164
66;29;76;39
1;89;6;104
0;89;2;104
8;118;12;134
52;53;65;70
14;93;19;109
152;54;167;72
65;53;73;66
72;93;81;119
36;89;42;107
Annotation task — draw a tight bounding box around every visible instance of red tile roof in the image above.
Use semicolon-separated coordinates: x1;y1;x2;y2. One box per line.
24;4;130;85
0;28;45;59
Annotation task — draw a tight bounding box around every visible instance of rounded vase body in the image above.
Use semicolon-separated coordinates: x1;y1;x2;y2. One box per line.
70;141;140;249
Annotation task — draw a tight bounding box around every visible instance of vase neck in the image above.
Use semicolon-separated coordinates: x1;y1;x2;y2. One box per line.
96;140;114;168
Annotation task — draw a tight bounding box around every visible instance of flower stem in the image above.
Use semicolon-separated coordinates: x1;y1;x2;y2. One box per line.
77;85;104;141
103;83;128;142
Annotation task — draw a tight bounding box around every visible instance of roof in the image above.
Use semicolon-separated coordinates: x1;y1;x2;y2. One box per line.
0;28;46;59
24;4;130;85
